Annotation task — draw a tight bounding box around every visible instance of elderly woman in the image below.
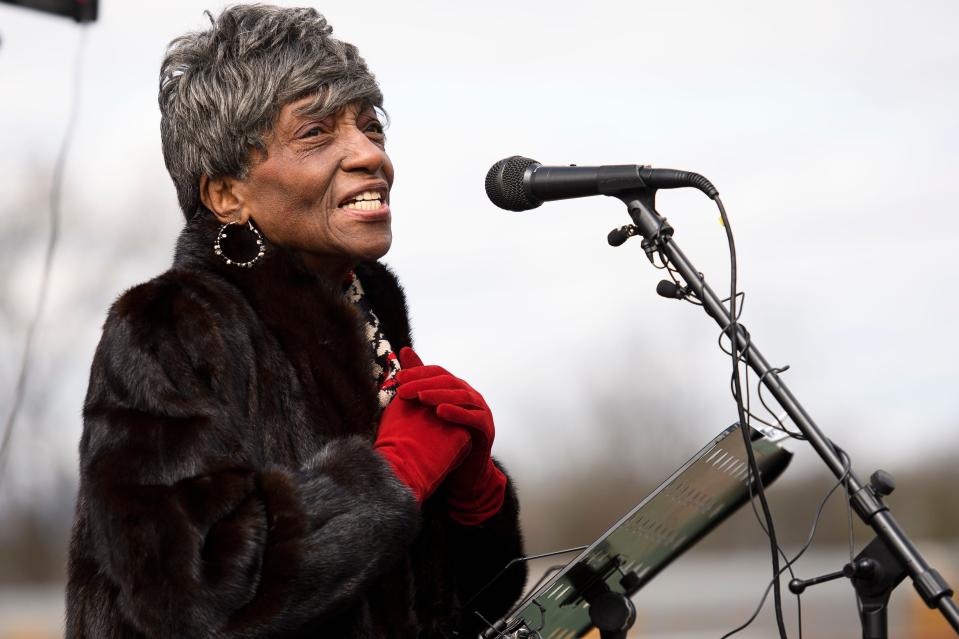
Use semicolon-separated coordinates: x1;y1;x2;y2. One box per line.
65;5;526;637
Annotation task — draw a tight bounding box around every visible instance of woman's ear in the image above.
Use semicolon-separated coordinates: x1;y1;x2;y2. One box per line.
199;175;249;225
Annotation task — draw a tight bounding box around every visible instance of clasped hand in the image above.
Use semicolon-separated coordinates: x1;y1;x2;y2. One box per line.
374;347;506;525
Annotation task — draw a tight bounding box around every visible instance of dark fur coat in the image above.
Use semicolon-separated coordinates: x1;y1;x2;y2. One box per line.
66;213;527;638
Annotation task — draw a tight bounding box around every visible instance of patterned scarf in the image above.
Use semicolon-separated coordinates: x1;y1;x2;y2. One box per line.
344;273;401;408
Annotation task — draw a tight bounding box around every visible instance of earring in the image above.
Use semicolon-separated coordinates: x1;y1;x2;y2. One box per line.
213;220;266;268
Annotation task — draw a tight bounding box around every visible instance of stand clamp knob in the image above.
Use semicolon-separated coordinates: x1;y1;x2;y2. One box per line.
870;470;896;496
588;591;637;639
788;558;878;595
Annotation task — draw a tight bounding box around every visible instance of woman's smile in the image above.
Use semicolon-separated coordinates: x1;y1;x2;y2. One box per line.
337;183;391;221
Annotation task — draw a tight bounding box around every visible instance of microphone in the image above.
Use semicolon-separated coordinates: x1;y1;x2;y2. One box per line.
656;279;686;299
485;156;718;212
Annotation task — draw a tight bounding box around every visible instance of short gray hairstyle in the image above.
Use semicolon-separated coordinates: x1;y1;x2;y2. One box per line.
159;4;384;220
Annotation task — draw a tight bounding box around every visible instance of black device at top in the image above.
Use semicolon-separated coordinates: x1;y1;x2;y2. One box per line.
0;0;98;23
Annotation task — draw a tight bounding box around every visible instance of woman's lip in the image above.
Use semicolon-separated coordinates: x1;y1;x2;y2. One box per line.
338;202;391;222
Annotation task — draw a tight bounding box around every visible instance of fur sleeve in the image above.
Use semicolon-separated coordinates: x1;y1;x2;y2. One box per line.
447;462;527;636
77;274;420;637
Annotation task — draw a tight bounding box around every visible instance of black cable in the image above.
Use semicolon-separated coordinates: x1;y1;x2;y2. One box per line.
718;325;806;441
0;26;89;482
518;564;567;606
740;453;850;639
721;291;746;317
836;443;861;617
459;544;588;621
722;448;852;638
713;195;789;638
660;253;704;305
467;562;566;638
750;448;851;564
758;367;806;440
744;361;800;587
729;354;804;439
717;322;750;358
745;335;803;635
472;611;510;639
651;191;859;636
651;194;799;635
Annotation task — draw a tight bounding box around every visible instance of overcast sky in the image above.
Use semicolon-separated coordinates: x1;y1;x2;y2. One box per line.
1;0;958;506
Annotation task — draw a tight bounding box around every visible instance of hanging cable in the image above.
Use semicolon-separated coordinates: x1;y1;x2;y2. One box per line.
722;448;853;638
0;26;90;482
712;194;790;638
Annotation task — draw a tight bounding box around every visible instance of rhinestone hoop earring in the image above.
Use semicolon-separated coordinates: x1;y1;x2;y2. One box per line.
213;220;266;268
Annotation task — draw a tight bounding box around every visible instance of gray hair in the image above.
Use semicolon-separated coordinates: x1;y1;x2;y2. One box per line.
159;4;384;220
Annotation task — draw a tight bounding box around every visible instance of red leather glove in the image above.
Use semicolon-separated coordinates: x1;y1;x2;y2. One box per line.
395;347;507;526
373;381;472;504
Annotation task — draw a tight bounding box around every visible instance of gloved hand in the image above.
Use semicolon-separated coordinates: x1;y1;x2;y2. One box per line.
373;379;472;504
395;347;507;526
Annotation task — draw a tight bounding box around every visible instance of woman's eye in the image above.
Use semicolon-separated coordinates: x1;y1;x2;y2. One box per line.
302;126;324;138
364;123;386;146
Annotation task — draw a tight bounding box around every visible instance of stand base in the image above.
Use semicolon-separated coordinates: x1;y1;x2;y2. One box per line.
853;537;907;639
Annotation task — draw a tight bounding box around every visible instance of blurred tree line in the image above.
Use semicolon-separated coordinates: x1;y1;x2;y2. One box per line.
1;450;956;585
520;459;959;557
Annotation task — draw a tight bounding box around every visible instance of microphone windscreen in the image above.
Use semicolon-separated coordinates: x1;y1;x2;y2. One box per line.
485;156;542;211
656;279;683;299
607;228;629;246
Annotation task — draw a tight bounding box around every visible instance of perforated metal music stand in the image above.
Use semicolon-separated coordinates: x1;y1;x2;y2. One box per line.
490;424;792;639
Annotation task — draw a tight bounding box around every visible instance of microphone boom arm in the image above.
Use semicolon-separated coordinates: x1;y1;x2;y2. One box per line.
621;189;959;636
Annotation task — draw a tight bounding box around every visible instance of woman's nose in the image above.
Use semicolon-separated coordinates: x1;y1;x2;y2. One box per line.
340;128;389;174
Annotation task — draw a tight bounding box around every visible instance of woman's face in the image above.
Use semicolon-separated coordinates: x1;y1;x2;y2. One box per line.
228;97;394;276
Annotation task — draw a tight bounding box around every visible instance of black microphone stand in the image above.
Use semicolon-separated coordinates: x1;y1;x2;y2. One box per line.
615;187;959;638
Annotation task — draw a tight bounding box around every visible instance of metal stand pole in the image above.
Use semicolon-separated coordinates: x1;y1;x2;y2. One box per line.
620;189;959;634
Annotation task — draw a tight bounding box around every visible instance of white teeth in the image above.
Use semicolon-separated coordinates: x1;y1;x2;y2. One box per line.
344;197;382;210
342;190;384;210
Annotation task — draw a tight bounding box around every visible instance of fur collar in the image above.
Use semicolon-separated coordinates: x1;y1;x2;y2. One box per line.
173;213;413;350
169;213;413;441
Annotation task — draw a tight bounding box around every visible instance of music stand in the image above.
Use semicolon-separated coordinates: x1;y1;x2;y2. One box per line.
486;423;792;639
